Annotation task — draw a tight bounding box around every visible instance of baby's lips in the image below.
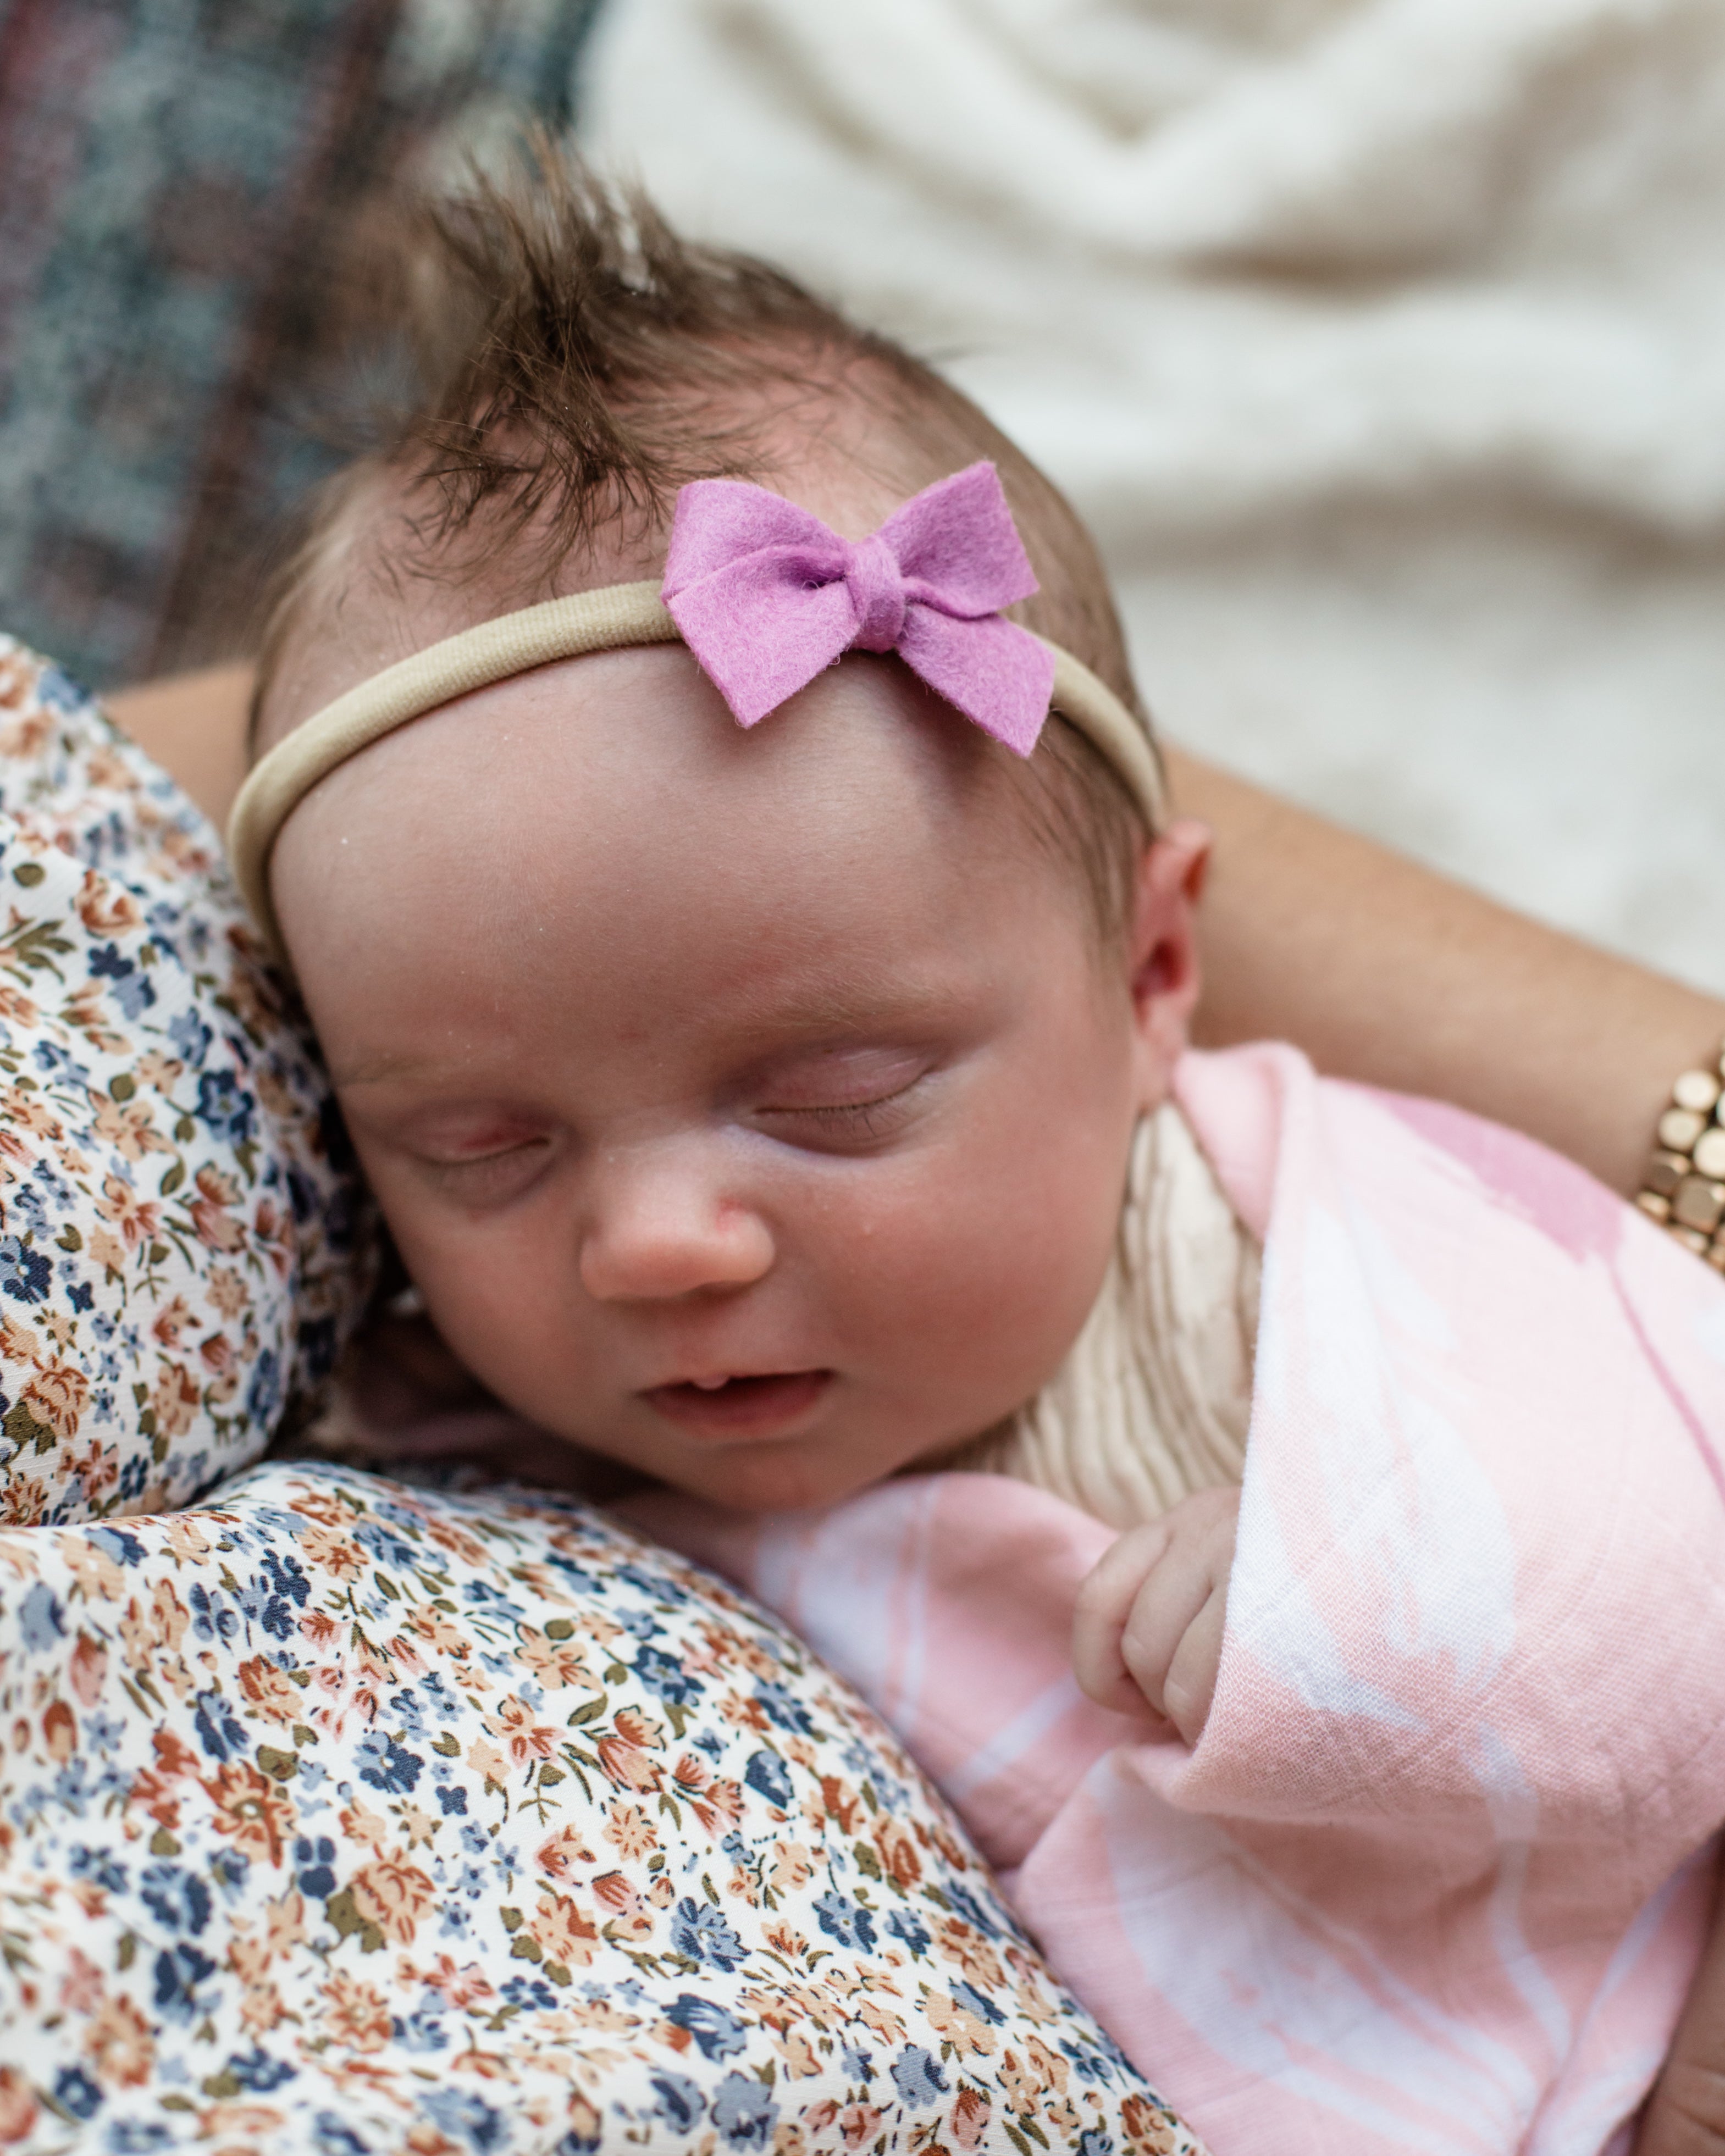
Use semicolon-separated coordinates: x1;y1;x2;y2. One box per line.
638;1368;835;1440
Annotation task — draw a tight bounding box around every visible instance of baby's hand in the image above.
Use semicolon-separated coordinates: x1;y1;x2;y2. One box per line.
1071;1486;1240;1744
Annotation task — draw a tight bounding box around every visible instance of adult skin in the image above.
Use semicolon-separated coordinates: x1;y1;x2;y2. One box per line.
104;660;1725;2156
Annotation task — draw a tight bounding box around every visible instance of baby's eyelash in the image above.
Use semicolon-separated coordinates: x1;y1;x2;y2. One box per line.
764;1081;924;1138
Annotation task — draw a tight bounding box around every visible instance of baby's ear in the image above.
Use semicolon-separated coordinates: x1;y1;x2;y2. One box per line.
1126;818;1210;1108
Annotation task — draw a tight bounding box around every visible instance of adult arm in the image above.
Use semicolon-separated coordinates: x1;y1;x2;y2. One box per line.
1167;746;1725;1199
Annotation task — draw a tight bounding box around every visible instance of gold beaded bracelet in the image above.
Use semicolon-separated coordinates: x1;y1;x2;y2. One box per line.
1636;1044;1725;1268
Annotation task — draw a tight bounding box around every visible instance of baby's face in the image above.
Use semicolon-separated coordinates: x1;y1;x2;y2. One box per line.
273;643;1200;1512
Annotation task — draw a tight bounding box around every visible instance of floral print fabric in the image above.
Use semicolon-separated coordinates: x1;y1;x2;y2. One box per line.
0;637;363;1525
0;1460;1204;2154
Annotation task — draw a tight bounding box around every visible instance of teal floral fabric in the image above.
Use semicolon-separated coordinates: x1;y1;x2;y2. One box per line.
0;1460;1204;2154
0;636;362;1525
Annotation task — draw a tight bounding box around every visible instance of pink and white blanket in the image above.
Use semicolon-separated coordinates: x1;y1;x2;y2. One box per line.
632;1045;1725;2156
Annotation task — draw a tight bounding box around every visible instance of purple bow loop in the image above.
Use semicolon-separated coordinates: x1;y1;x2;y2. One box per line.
660;462;1055;755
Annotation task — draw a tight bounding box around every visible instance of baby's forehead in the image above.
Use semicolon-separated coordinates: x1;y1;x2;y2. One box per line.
259;409;928;759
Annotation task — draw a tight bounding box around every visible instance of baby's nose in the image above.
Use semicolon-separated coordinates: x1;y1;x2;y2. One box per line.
577;1151;773;1303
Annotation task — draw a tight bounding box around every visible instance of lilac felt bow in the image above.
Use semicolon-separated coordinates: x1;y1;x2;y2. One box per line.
660;462;1055;756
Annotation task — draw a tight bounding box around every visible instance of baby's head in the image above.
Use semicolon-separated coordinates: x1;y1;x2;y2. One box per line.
246;154;1208;1512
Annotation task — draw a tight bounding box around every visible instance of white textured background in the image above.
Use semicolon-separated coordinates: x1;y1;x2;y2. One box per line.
580;0;1725;991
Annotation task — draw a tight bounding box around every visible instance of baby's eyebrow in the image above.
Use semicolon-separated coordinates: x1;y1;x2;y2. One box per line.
734;980;957;1042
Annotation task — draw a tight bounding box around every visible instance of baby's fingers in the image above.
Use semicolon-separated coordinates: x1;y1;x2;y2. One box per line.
1073;1523;1171;1716
1160;1583;1229;1745
1118;1547;1220;1725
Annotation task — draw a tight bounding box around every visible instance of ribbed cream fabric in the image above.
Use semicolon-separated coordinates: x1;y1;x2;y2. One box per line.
948;1104;1259;1528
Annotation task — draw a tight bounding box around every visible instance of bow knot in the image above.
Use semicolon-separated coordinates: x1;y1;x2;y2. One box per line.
660;462;1056;756
845;534;909;653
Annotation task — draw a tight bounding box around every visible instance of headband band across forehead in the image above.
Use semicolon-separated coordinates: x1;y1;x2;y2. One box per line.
226;463;1165;956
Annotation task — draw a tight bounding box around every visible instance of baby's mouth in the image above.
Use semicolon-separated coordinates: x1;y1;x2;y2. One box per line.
640;1370;834;1440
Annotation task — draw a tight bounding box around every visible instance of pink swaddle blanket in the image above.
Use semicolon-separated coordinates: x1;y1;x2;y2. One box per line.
631;1044;1725;2155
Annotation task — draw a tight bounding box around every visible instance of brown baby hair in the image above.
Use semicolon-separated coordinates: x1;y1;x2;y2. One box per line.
255;140;1157;947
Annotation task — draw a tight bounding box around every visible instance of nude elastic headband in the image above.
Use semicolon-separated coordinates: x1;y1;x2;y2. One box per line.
228;465;1166;956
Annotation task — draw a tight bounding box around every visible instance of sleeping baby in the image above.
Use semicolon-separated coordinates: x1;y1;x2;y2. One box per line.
230;157;1725;2154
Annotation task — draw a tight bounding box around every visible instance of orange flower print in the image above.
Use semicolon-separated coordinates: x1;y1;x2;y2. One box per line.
148;1359;200;1443
603;1802;658;1860
486;1693;557;1770
530;1890;601;1971
873;1815;922;1892
535;1824;597;1880
0;2064;38;2143
423;1956;496;2012
202;1763;295;1866
91;1094;169;1160
75;868;143;938
319;1971;393;2055
86;1994;154;2088
590;1870;654;1941
515;1627;590;1688
189;1165;247;1254
350;1856;438;1948
151;1295;195;1348
95;1172;159;1249
17;1359;88;1444
236;1655;303;1727
596;1733;661;1795
950;2088;993;2151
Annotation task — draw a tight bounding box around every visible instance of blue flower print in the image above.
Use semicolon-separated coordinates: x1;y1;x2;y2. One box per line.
209;1847;250;1901
649;2071;706;2133
18;1581;63;1652
743;1749;793;1810
815;1889;877;1954
672;1897;747;1972
191;1689;248;1762
193;1067;255;1144
168;1007;212;1066
356;1516;418;1571
34;661;89;713
69;1845;128;1896
152;1942;218;2026
294;1836;338;1900
633;1643;703;1705
712;2071;778;2151
946;1879;1007;1939
0;1234;51;1304
53;2064;102;2119
665;1994;748;2061
392;2011;449;2053
891;2045;949;2108
139;1863;212;1936
188;1582;237;1647
752;1680;815;1735
313;2116;373;2156
422;2086;505;2152
952;1977;1007;2028
89;943;155;1019
238;1548;309;1639
225;2046;297;2091
1060;2026;1133;2085
356;1732;423;1795
245;1347;283;1434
